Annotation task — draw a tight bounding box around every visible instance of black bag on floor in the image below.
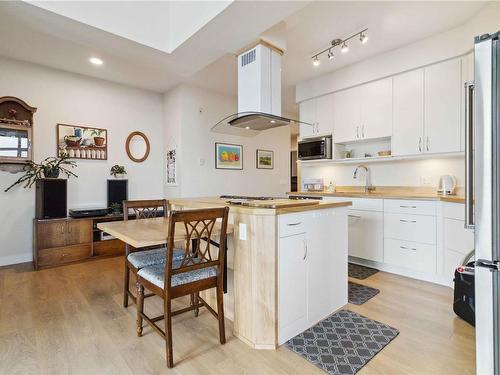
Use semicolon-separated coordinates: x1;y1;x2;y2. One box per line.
453;250;475;326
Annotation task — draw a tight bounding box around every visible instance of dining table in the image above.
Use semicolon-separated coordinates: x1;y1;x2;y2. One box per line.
97;217;234;291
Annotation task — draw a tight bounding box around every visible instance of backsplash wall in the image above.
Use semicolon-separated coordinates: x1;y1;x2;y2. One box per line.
300;155;464;189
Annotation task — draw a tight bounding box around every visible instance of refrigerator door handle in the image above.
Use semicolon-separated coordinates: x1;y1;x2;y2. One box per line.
465;81;475;229
475;259;500;272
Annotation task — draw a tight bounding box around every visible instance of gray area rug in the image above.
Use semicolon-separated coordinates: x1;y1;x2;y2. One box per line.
348;263;379;280
285;310;399;375
348;282;380;305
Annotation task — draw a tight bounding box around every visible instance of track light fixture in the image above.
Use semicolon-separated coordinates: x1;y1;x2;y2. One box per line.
311;28;368;66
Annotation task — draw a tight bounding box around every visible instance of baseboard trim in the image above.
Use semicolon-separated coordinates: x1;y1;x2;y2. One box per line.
0;253;33;267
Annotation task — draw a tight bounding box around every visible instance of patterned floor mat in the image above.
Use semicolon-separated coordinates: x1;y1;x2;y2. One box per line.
285;310;399;375
348;282;380;305
348;263;379;280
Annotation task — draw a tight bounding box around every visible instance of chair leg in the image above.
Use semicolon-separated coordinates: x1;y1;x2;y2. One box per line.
123;263;130;308
216;285;226;344
194;292;201;317
136;283;144;337
164;297;174;368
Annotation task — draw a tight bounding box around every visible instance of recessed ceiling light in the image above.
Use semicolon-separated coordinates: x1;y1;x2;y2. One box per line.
245;126;250;129
270;120;276;124
89;57;103;66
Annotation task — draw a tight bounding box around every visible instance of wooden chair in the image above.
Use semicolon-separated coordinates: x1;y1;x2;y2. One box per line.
136;207;229;368
122;199;184;308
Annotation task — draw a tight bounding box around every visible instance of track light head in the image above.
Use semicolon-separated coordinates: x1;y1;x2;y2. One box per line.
341;42;349;53
312;56;320;67
360;32;368;44
327;49;334;60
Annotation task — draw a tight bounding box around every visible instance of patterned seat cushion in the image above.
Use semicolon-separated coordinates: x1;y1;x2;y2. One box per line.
127;248;184;270
137;261;217;289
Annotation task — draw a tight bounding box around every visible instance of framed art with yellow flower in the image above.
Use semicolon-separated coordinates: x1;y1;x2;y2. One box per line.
215;142;243;170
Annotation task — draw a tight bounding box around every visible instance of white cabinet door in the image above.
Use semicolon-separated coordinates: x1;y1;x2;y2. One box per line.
278;232;308;344
315;94;334;136
424;59;462;154
348;209;384;262
299;99;316;138
333;87;360;143
360;77;393;139
392;69;424;156
307;209;348;325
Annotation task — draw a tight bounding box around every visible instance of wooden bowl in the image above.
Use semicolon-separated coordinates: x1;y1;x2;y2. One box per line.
378;150;391;157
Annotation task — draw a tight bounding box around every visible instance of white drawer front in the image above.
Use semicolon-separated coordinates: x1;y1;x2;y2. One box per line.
324;197;383;211
384;213;436;244
384;238;437;273
443;202;465;220
384;199;437;216
444;218;475;255
279;212;308;237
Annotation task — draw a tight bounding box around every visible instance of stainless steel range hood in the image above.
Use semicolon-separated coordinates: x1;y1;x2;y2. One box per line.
211;41;310;137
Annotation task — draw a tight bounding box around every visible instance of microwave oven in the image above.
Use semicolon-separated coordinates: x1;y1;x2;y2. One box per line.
298;136;332;160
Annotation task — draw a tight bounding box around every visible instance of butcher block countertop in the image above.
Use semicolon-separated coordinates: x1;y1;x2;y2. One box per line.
169;197;351;215
289;186;465;204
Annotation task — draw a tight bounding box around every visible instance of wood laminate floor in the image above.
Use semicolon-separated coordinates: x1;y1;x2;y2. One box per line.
0;257;475;374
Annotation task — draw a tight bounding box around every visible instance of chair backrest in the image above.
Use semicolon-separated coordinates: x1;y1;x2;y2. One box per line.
164;207;229;289
122;199;169;221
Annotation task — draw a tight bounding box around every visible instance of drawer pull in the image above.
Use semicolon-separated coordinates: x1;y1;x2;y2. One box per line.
400;246;417;251
400;205;417;209
286;222;302;226
400;219;417;223
348;214;361;219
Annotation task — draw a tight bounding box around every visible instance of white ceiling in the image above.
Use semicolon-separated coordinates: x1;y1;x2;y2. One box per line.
0;1;487;116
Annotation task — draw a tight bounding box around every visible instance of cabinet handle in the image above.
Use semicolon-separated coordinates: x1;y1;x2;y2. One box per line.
426;136;430;151
286;222;302;226
303;239;308;260
348;214;361;219
400;246;417;251
399;205;417;209
418;137;422;152
361;125;365;138
60;224;65;234
400;219;417;223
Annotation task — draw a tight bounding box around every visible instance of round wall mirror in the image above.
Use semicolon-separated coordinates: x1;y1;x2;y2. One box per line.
126;131;150;162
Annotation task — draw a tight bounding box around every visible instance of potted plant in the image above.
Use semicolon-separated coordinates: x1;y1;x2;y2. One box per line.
110;165;127;179
4;154;77;192
90;129;105;147
109;202;122;215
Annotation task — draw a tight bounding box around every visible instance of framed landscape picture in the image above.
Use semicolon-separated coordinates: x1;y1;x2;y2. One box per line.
256;149;274;169
57;123;107;160
215;142;243;170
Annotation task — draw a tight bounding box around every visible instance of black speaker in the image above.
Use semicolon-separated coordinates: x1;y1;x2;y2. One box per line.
36;179;67;219
107;179;128;211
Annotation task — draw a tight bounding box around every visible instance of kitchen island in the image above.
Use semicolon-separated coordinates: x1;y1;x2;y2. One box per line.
169;197;351;349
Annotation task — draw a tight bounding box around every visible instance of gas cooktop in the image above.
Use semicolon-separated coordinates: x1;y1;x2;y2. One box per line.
219;195;274;201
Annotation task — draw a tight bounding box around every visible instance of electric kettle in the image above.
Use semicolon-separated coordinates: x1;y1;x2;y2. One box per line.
437;175;457;195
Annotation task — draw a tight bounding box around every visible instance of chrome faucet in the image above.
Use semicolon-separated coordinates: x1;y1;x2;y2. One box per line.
353;165;375;193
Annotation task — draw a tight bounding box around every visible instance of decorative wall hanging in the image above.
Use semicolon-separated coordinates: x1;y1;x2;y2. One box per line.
57;123;107;160
256;149;274;169
126;131;150;163
166;148;177;186
215;142;243;170
0;96;37;172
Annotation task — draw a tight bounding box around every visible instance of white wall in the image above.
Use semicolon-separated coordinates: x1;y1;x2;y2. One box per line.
163;85;291;198
0;56;164;266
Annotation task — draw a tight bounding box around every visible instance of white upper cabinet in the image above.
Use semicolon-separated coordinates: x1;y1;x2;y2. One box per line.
360;77;393;139
299;99;316;138
424;59;462;154
333;87;360;143
299;94;333;138
393;69;425;156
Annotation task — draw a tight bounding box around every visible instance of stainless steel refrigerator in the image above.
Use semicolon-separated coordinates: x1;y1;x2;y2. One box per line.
466;31;500;374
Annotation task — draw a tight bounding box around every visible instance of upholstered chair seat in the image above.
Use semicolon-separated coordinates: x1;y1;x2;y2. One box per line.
137;261;217;289
127;248;184;270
